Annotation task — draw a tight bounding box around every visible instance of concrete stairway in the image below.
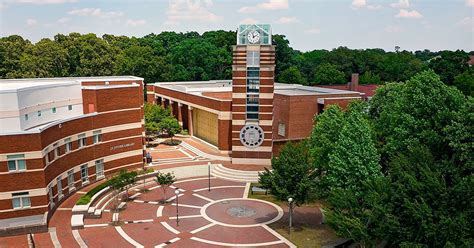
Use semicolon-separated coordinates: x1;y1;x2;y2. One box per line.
211;164;262;183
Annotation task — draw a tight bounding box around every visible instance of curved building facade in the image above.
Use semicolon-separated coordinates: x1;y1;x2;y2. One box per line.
0;76;145;234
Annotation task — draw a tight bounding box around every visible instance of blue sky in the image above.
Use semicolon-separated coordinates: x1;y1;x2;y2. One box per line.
0;0;472;52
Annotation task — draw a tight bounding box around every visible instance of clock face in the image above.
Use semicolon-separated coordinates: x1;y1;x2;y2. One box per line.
240;124;264;148
247;30;260;44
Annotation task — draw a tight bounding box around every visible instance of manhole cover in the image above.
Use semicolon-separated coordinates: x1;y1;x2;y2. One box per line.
226;206;256;218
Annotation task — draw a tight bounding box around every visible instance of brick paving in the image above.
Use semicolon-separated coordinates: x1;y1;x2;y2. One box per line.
0;138;299;248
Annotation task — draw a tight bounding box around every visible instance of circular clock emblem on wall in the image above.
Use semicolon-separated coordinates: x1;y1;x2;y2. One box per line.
247;30;261;44
240;124;264;148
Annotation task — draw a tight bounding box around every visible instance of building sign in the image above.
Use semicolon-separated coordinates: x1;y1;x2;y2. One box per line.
110;143;135;151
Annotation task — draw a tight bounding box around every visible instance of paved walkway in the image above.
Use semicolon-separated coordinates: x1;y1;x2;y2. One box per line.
0;138;296;248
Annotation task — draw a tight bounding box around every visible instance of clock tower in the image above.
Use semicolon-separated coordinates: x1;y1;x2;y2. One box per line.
231;24;275;166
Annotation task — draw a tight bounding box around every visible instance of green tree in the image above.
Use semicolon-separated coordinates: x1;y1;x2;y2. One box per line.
17;38;69;78
308;105;346;196
429;50;470;85
259;141;316;207
115;45;168;83
369;70;465;164
452;68;474;96
359;71;382;84
159;116;181;142
144;103;171;138
155;171;176;203
278;66;306;84
324;105;381;194
0;35;31;78
312;63;346;85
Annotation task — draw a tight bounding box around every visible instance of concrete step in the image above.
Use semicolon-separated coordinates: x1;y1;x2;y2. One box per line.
211;171;259;183
214;164;262;176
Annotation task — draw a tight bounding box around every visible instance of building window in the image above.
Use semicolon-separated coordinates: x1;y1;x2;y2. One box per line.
247;67;260;78
78;134;86;148
64;138;72;153
52;107;56;113
246;113;259;120
7;154;26;172
95;159;104;179
246;51;260;66
57;176;63;200
247;79;260;93
37;111;41;117
80;164;89;184
67;170;75;192
68;105;73;111
48;186;54;208
53;143;60;158
93;130;102;144
25;114;28;120
247;94;259;104
12;192;31;209
278;123;286;137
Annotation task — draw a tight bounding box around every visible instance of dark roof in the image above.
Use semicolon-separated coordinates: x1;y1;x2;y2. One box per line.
317;84;380;98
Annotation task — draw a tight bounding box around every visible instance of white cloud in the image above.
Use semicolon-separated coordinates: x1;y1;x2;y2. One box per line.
390;0;409;9
239;0;288;13
305;28;321;34
352;0;366;8
395;9;422;19
14;0;77;4
385;25;403;33
466;0;474;7
165;0;221;25
26;18;38;27
276;16;299;24
68;8;123;19
352;0;381;10
0;3;6;10
240;18;258;24
126;19;147;27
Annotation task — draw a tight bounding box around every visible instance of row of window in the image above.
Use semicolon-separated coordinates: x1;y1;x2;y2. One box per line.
46;130;102;164
24;105;74;120
246;67;260;120
14;160;105;210
6;130;103;173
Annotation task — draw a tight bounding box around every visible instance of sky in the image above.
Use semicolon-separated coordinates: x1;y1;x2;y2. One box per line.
0;0;472;52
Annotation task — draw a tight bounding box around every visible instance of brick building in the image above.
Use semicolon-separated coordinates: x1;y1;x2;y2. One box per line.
0;76;145;234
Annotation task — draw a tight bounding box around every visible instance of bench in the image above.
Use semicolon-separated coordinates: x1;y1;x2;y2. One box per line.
71;214;84;230
251;186;268;195
117;202;127;210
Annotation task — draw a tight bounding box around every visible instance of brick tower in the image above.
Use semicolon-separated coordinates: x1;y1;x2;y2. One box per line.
231;24;275;166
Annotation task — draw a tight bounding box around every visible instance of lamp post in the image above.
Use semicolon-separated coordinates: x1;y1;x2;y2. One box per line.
288;197;293;235
208;162;211;191
175;189;180;226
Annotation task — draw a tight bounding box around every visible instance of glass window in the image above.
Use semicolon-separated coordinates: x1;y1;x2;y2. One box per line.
53;143;59;158
246;113;259;120
48;186;54;207
278;123;286;137
57;176;63;199
64;138;72;153
246;51;260;66
37;111;41;117
93;130;102;144
81;165;89;183
247;95;259;104
12;192;30;209
52;107;56;113
95;159;104;178
247;67;260;78
68;105;72;110
78;134;86;148
67;170;75;192
25;114;28;120
246;105;259;112
7;154;26;172
247;79;260;93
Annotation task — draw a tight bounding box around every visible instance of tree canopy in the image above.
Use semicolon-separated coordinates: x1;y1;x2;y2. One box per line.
1;32;471;96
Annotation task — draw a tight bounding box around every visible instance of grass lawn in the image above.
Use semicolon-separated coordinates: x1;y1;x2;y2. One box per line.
248;184;338;248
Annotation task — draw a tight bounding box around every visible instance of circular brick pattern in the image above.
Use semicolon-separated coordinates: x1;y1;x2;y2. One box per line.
201;198;283;227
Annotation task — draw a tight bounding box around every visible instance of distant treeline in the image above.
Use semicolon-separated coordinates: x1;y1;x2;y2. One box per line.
0;31;472;95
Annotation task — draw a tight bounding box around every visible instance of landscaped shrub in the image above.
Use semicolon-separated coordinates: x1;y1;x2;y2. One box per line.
76;180;111;205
